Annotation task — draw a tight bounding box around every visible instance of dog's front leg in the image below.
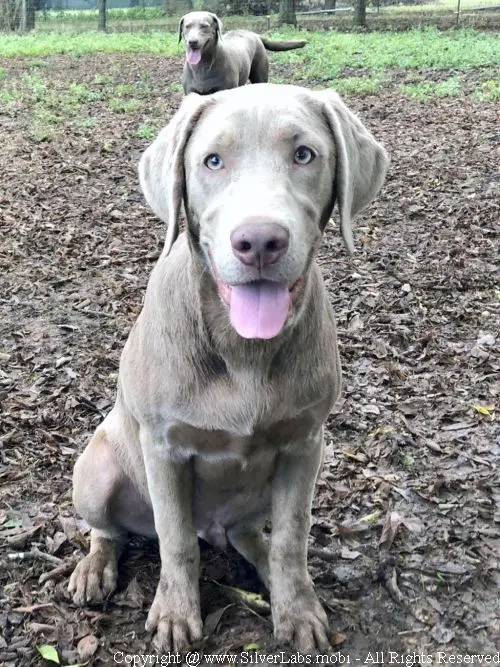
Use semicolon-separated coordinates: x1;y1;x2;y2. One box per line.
270;432;329;652
141;429;202;652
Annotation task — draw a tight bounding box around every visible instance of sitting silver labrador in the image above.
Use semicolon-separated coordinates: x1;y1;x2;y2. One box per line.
179;11;307;94
68;84;389;652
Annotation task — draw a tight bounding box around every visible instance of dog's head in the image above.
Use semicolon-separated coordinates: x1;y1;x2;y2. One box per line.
139;84;389;340
178;11;222;66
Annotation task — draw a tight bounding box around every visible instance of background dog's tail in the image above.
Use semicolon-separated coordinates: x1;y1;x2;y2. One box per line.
261;37;307;51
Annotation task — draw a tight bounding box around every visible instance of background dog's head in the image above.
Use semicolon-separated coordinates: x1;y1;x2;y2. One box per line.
178;11;223;65
139;84;389;340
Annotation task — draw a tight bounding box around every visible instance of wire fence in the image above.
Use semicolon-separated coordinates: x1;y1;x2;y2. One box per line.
1;0;499;33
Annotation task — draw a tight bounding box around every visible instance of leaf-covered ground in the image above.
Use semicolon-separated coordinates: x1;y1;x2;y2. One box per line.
0;54;499;666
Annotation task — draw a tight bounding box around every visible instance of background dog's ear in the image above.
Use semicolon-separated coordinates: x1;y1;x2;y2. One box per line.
315;90;389;254
210;12;223;40
138;94;212;256
178;16;184;43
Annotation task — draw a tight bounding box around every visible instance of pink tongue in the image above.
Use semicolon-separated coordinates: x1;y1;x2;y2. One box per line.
230;282;291;340
187;48;201;65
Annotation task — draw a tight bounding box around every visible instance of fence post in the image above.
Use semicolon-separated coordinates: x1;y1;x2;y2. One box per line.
99;0;107;31
456;0;461;26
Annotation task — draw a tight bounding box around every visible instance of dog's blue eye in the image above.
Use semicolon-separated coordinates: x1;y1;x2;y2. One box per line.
294;146;314;165
205;154;224;170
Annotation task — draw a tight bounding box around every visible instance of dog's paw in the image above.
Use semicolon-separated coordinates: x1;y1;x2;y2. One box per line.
272;591;330;652
146;587;203;652
68;551;118;606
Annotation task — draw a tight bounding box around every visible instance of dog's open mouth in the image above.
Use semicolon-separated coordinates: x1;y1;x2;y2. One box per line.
214;270;303;340
187;47;202;65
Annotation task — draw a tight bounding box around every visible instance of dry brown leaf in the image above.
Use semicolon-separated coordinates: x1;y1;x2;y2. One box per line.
77;633;99;661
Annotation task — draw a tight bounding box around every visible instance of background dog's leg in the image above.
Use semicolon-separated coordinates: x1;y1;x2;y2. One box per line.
141;431;202;652
249;45;269;84
269;434;329;652
227;516;270;588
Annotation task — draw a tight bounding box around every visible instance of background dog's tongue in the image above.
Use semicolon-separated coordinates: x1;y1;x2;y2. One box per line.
230;282;290;339
187;48;201;65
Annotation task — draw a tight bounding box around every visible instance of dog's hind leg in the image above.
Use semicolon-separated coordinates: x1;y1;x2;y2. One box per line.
249;45;269;83
227;516;270;588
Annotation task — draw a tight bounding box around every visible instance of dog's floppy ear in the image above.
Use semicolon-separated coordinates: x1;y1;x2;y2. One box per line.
315;90;389;254
178;16;185;43
210;12;223;40
138;94;212;256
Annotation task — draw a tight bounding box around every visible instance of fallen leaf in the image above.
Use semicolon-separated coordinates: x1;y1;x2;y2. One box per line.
431;624;455;644
37;644;60;664
330;631;347;646
379;510;404;550
77;634;99;661
473;404;495;416
14;603;55;613
340;547;362;560
348;313;363;331
210;580;270;614
203;604;235;636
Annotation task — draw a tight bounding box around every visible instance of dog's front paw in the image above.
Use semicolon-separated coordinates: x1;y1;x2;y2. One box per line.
272;589;330;652
68;550;118;606
146;585;203;652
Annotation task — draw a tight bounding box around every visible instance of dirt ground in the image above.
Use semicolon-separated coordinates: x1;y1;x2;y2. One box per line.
0;54;499;666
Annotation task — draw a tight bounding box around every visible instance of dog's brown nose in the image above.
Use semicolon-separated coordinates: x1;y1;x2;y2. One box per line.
231;222;289;268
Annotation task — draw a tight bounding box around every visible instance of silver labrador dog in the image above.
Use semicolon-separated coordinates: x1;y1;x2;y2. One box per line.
68;83;389;652
179;11;306;94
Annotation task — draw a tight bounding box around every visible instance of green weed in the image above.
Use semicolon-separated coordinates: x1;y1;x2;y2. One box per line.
399;75;463;100
109;98;142;113
473;79;500;102
136;122;157;140
165;81;183;94
333;74;386;95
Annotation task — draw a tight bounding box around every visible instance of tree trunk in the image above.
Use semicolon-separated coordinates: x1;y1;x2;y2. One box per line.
0;0;23;30
279;0;296;25
98;0;107;32
354;0;366;26
24;0;35;30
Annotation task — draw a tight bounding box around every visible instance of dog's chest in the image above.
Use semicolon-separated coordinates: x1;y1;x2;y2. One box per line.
187;66;229;94
166;363;327;458
167;409;317;459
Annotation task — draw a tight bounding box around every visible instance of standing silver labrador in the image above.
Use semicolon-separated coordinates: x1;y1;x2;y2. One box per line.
179;11;307;94
68;84;389;653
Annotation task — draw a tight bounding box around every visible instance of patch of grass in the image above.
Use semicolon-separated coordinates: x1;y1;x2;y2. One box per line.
0;31;181;58
399;75;463;100
333;74;386;96
0;89;20;106
114;83;137;97
29;125;55;142
75;116;97;130
0;67;8;80
1;27;498;74
136;122;158;140
93;73;114;85
269;28;500;84
109;98;142;113
165;81;183;94
27;59;49;68
20;71;47;101
472;79;500;102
